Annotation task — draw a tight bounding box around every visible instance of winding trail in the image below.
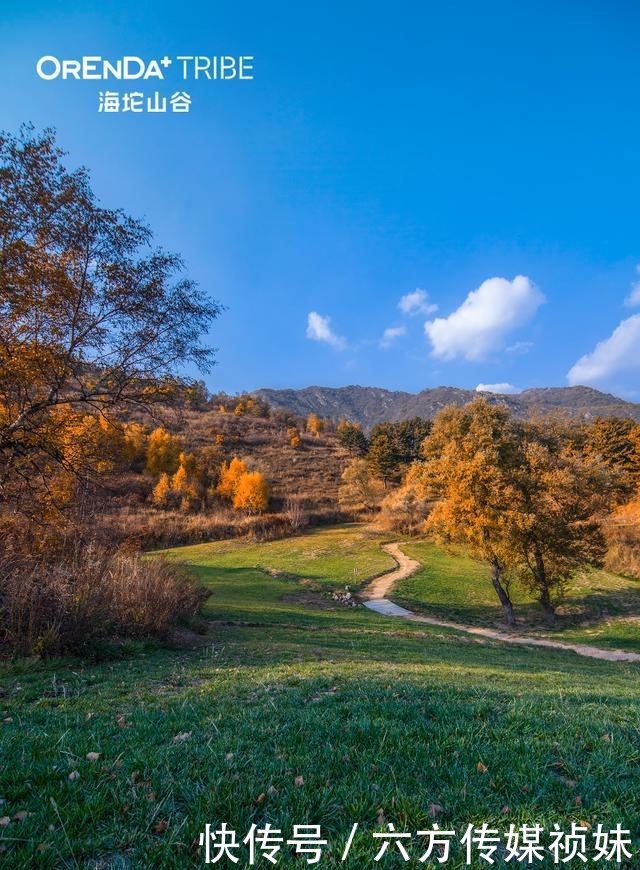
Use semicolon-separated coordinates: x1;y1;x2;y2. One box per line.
360;543;640;664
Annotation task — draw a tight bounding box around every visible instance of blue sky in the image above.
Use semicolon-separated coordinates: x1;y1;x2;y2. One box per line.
3;0;640;398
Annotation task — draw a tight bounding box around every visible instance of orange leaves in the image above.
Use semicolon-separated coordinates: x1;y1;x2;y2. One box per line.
306;413;324;436
152;472;172;508
217;457;249;499
287;427;302;449
216;457;269;514
233;471;269;515
145;427;182;477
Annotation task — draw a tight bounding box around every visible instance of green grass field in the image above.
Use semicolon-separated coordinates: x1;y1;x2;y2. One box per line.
397;541;640;651
1;525;639;868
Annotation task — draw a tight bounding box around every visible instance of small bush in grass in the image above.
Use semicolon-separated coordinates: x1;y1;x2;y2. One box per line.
0;548;209;657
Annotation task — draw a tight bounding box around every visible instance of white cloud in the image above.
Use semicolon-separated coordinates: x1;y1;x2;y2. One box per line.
567;314;640;386
476;383;519;395
399;288;438;316
379;325;406;349
506;340;534;355
306;312;346;350
424;275;544;361
624;264;640;307
625;275;640;307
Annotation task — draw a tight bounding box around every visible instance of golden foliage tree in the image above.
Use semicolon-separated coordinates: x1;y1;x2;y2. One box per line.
287;427;302;449
152;472;172;508
0;125;221;520
217;457;249;500
378;474;430;534
145;428;182;477
171;452;202;510
306;413;324;436
233;471;269;514
414;401;520;624
413;400;611;623
122;423;148;469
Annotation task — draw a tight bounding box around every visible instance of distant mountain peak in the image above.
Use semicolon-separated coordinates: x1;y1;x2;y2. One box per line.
254;384;640;430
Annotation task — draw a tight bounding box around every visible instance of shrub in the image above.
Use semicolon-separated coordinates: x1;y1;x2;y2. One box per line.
284;495;309;532
0;548;209;657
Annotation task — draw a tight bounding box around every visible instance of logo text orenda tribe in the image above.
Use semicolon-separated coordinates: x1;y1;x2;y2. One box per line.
35;55;254;81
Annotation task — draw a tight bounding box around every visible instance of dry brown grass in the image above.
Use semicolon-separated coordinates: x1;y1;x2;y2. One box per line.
0;547;208;657
604;497;640;578
605;525;640;578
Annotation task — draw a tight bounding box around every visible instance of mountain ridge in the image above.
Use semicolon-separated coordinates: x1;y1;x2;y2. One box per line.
253;385;640;430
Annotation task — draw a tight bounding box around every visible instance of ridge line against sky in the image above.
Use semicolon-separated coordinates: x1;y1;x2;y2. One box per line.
303;269;640;400
3;0;640;399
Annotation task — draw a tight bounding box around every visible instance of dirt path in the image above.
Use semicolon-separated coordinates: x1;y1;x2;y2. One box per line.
360;543;640;664
359;542;422;599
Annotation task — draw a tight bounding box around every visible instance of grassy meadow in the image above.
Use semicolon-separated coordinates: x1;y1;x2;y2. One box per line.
398;541;640;651
1;525;639;868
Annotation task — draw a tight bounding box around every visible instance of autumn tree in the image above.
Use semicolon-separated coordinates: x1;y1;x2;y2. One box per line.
506;425;609;617
183;380;211;409
338;458;385;515
152;472;173;508
121;423;147;470
413;400;611;623
145;428;182;476
217;457;249;500
0;125;221;518
378;469;431;534
233;471;269;514
287;427;302;449
306;413;324;436
219;393;270;417
171;452;203;510
606;485;640;577
415;401;521;624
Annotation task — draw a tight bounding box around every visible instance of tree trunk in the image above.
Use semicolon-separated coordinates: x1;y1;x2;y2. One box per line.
533;546;555;622
490;561;516;627
538;583;556;622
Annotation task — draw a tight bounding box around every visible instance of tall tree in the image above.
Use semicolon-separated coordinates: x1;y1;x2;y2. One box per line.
507;425;609;617
416;400;520;625
413;400;611;623
0;126;222;515
367;431;401;487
